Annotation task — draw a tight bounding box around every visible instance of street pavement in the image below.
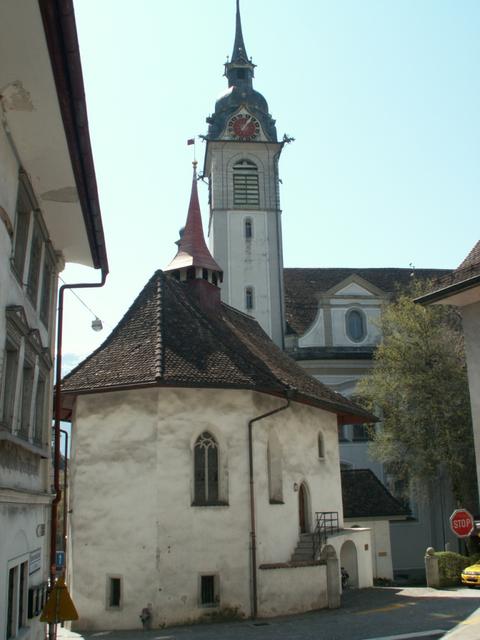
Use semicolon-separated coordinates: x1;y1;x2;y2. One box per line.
56;586;480;640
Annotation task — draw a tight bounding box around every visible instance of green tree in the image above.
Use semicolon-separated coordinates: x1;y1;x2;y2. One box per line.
357;280;478;513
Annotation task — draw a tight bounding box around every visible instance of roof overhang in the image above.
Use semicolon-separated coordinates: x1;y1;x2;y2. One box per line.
59;381;378;424
0;0;107;271
415;274;480;308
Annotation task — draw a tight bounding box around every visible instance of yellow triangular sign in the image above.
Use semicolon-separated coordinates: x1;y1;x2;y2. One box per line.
40;577;79;623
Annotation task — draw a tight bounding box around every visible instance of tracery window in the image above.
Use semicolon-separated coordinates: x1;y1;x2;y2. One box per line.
194;432;219;504
233;160;259;206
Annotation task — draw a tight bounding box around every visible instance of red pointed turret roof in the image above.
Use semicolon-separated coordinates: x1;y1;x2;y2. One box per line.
165;163;222;275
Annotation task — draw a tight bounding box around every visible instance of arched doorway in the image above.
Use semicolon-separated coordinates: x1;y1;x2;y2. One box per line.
298;482;310;533
340;540;358;589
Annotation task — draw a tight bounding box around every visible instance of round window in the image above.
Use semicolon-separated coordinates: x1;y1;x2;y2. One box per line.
346;309;366;342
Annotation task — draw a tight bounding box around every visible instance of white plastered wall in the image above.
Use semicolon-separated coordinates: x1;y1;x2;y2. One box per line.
68;386;372;630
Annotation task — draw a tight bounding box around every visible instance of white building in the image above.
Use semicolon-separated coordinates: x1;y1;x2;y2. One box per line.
61;169;374;630
417;242;480;502
203;0;285;349
283;267;458;580
0;3;108;639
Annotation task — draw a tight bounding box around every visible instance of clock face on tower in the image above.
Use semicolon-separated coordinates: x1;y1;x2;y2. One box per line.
227;113;260;140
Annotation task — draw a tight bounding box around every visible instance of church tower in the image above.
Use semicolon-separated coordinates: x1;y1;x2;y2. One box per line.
203;0;286;348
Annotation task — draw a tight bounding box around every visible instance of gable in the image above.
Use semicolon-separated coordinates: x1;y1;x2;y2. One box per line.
325;274;387;299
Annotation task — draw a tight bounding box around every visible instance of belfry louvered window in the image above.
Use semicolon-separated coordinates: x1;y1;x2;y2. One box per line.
233;160;259;206
194;432;219;504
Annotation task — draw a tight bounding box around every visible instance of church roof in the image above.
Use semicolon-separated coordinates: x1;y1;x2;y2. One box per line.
341;469;409;519
415;240;480;305
284;267;451;336
61;270;374;424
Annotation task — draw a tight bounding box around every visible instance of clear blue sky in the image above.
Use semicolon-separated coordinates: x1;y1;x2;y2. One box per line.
63;0;479;367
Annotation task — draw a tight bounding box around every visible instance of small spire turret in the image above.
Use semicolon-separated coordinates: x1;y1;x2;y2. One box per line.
165;163;223;290
224;0;255;89
231;0;249;64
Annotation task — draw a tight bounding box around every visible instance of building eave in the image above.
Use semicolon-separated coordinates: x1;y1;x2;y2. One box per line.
38;0;108;272
60;381;376;424
414;273;480;307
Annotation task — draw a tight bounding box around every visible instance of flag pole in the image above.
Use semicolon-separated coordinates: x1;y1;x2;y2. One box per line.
187;136;196;166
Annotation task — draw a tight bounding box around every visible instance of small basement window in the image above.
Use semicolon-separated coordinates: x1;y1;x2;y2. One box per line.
200;575;218;607
107;577;122;609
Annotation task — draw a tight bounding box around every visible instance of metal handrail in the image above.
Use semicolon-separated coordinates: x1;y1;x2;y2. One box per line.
313;511;339;560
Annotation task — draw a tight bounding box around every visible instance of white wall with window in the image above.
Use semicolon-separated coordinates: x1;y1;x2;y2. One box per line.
66;386;372;630
0;147;57;640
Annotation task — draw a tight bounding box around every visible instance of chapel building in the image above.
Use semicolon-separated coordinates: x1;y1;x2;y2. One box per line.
62;165;376;629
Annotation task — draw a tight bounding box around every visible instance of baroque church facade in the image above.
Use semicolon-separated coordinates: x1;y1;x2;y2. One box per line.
202;2;454;579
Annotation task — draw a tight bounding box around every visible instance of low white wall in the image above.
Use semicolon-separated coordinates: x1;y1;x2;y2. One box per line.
345;519;393;580
329;529;373;589
258;564;327;617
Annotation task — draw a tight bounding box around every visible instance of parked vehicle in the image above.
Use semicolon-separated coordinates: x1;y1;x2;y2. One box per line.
461;562;480;587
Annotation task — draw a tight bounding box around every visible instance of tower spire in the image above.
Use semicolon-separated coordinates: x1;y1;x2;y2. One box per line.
231;0;249;64
165;163;222;281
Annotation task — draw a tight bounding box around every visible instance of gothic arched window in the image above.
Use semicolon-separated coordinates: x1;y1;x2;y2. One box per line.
346;309;366;342
194;432;219;504
233;160;259;206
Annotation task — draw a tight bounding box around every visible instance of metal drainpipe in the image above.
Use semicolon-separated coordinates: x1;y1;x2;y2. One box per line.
50;272;107;597
59;428;69;569
248;390;293;619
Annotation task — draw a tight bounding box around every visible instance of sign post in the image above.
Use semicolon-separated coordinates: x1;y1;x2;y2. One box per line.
449;508;475;538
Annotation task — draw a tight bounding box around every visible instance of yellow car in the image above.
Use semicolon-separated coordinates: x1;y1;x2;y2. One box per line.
461;563;480;587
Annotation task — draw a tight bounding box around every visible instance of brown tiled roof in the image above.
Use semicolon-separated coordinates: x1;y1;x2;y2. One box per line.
415;241;480;305
458;241;480;270
284;268;450;336
341;469;408;519
62;271;374;423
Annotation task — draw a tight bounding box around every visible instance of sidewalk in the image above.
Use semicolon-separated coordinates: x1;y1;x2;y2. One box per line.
443;605;480;639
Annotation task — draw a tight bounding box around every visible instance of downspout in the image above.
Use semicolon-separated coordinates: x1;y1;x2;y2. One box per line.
50;272;108;595
60;428;69;563
248;390;293;619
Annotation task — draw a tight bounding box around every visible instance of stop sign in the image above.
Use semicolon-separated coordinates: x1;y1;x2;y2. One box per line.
450;508;475;538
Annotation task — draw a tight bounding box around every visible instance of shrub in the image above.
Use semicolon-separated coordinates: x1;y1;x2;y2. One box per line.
436;551;470;587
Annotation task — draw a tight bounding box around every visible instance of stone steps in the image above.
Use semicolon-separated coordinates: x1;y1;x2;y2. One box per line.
290;533;315;562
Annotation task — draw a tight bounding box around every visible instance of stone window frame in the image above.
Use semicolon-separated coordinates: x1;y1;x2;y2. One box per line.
198;573;220;608
0;306;52;452
7;556;29;639
10;170;56;330
245;286;254;311
345;307;367;343
244;217;253;240
106;575;123;610
233;159;260;207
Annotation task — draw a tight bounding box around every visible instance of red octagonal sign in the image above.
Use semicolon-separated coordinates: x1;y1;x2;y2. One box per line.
450;508;475;538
